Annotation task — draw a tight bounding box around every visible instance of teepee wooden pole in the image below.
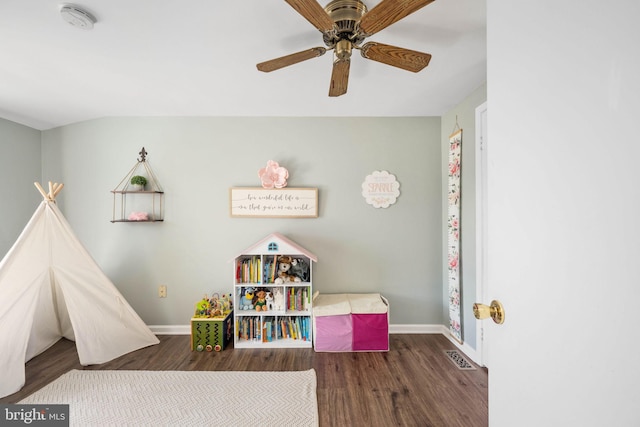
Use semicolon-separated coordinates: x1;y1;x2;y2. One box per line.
52;183;64;198
34;182;49;200
34;181;64;201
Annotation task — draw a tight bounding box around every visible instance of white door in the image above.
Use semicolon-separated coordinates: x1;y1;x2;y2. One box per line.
486;2;640;425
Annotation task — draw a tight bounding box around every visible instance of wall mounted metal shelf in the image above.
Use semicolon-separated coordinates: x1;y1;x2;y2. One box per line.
111;147;164;223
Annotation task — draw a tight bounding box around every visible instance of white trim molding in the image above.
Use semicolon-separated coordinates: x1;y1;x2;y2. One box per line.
148;323;483;367
149;324;190;335
152;323;450;336
388;324;445;334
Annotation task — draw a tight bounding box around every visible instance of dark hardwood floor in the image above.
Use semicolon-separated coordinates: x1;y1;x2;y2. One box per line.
1;334;488;427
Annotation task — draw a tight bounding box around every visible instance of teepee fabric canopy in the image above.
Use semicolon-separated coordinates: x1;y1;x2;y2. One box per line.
0;182;159;398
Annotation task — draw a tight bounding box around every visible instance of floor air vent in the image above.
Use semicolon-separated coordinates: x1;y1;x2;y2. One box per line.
444;350;476;370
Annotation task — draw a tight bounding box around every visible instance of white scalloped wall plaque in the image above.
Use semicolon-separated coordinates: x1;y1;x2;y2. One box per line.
362;170;400;208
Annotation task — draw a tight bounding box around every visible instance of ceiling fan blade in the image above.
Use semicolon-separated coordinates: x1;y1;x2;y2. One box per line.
360;42;431;72
257;47;327;72
359;0;435;36
285;0;335;33
329;59;350;97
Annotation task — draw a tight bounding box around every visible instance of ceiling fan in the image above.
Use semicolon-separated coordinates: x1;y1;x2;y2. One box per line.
257;0;435;97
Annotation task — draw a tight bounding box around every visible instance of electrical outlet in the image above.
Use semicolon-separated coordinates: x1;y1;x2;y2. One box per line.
159;285;167;298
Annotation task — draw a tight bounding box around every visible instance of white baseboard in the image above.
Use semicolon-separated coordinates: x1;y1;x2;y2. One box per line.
388;324;446;334
150;323;448;336
148;323;482;366
149;324;190;335
442;329;482;366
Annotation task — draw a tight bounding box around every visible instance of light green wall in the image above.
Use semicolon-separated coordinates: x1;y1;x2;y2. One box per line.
3;91;489;333
441;83;488;348
0;118;41;256
40;117;443;326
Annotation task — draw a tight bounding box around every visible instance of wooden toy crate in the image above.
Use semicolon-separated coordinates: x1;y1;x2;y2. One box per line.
190;310;233;352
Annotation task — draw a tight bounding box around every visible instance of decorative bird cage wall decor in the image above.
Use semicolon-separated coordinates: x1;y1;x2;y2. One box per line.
111;147;164;223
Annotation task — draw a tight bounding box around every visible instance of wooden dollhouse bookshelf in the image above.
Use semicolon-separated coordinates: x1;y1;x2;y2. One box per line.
232;233;317;349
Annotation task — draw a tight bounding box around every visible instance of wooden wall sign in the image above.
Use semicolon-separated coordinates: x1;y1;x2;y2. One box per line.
230;187;318;218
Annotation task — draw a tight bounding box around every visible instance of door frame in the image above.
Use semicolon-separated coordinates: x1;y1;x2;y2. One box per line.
474;101;488;367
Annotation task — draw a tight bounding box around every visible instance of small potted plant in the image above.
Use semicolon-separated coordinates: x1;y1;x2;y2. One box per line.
130;175;147;191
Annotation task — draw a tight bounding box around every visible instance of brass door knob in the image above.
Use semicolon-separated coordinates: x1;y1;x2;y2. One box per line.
473;300;505;324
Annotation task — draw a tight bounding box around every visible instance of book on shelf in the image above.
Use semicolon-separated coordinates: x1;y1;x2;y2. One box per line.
287;319;294;339
272;254;277;282
282;286;311;311
262;256;278;284
266;321;273;342
236;256;262;283
237;315;311;342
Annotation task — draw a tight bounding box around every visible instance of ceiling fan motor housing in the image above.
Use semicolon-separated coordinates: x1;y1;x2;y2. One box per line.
323;0;368;47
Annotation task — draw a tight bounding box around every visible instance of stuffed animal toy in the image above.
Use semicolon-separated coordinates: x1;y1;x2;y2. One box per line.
290;258;310;282
240;287;255;310
128;211;149;221
265;291;274;311
274;256;302;284
253;288;268;312
272;287;285;311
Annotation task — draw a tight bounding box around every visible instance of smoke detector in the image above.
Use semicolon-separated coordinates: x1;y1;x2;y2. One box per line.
60;5;96;29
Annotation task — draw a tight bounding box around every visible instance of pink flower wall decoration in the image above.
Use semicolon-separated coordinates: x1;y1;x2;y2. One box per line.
258;160;289;189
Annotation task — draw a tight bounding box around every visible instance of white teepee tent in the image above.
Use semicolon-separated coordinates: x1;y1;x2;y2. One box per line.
0;182;159;398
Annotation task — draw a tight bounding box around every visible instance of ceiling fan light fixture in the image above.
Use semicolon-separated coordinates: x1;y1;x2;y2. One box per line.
60;4;96;30
335;39;352;60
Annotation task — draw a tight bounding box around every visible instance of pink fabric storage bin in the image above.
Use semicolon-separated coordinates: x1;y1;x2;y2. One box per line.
352;313;389;351
313;293;389;352
314;314;353;352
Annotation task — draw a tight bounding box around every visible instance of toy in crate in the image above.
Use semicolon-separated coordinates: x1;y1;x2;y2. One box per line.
191;292;234;352
194;293;233;318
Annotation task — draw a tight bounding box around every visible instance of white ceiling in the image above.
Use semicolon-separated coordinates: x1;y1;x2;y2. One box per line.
0;0;486;130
